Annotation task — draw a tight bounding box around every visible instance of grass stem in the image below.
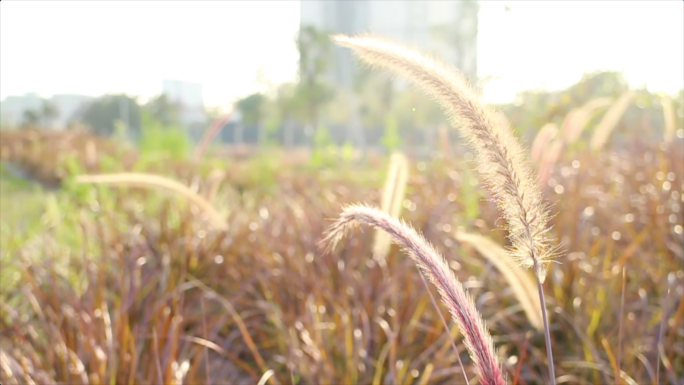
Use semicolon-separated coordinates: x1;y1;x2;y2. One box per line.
419;272;470;385
533;258;556;385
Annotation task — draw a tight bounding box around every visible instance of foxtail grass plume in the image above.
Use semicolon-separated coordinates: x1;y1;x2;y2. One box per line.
372;152;409;261
75;172;228;230
322;205;506;385
332;34;556;281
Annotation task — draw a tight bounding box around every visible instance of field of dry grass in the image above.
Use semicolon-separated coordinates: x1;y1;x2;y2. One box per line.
1;121;682;384
1;31;683;385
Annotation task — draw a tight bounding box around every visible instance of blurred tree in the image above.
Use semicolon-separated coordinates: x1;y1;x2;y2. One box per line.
381;113;402;152
144;94;180;127
497;70;680;147
77;94;141;137
22;109;40;127
311;124;337;167
380;77;394;122
274;81;307;148
498;71;631;139
41;101;59;128
323;88;352;128
254;68;276;145
138;109;190;161
295;25;335;140
236;92;267;145
393;88;444;151
352;63;373;94
430;0;479;83
353;65;392;135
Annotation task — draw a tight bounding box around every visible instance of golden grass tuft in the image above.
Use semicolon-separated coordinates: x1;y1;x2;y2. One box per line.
455;230;543;330
660;93;677;144
372;151;409;261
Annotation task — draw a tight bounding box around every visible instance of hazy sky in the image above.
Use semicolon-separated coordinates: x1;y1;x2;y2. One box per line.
1;1;682;108
478;1;684;103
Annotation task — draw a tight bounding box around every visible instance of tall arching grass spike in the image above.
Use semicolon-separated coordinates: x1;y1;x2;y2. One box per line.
322;204;506;385
332;33;556;282
332;33;561;384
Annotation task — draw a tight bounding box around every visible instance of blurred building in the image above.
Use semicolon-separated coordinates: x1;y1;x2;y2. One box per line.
0;93;93;129
300;0;479;86
162;79;206;126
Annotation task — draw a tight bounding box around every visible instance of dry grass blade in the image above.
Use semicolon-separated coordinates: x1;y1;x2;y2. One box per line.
373;151;409;261
204;169;228;204
455;230;544;331
257;369;275;385
322;205;506;385
660;93;677;144
535;97;612;184
0;349;54;385
589;91;634;150
562;97;612;143
655;273;676;385
387;153;409;224
74;172;228;230
616;267;626;385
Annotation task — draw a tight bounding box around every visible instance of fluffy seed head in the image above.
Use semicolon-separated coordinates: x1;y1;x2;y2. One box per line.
322;204;506;385
332;34;557;281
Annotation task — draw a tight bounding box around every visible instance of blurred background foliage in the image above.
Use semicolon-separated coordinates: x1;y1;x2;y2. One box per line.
5;24;680;159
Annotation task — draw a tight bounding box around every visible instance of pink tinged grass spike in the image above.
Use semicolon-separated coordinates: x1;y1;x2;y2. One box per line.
322;205;506;385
